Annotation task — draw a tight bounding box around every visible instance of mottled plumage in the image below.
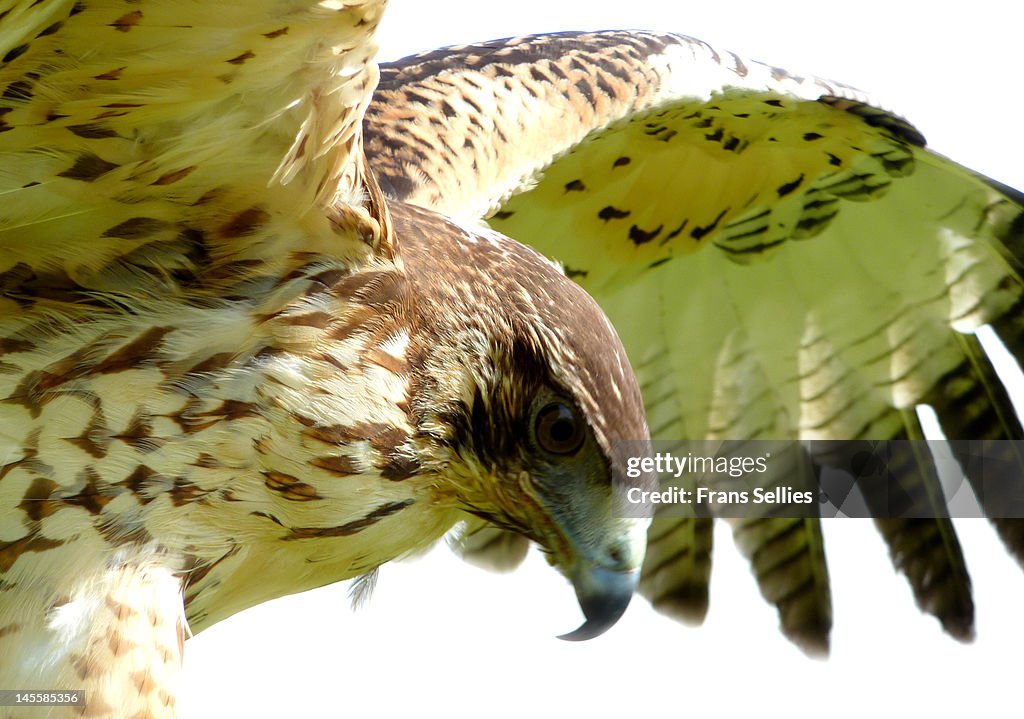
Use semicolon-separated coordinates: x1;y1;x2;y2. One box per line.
365;30;1024;653
1;1;1023;717
1;3;648;716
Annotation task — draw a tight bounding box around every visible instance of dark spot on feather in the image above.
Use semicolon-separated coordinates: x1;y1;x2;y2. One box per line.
705;128;724;143
664;220;689;243
369;425;407;454
101;217;166;240
58;154;119;181
2;80;32;100
730;52;748;77
169;478;208;507
193;454;221;468
331;269;406;310
594;71;617;98
311;455;359;476
184;352;234;376
0;536;64;573
286;500;413;539
380;454;420;481
691;209;729;240
115;412;159;453
574;78;594;103
0;338;35;354
263;27;289;39
613;156;631;168
38;21;63;37
93;67;125;80
153;166;196;185
461;75;485;91
19;478;59;521
89;326;174;375
547;63;569;82
304;424;359;446
92;110;130;121
403;90;432;105
795;212;838;236
110;10;143;32
68;409;111;458
878;153;913;174
598;205;631;221
114;466;157;499
67;124;118;139
264;471;321;501
227;50;255;65
66;468;119;514
304;421;405;451
203;400;258;422
219;207;270;238
564;179;585;192
803;132;823;141
629;223;664;246
777;174;805;197
307;267;350;290
2;45;28;64
569;57;588;73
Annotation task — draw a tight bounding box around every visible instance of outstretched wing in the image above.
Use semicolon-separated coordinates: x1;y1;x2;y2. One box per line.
364;30;1024;653
0;0;389;710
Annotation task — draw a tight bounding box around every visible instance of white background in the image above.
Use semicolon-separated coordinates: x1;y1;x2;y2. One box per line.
180;3;1024;717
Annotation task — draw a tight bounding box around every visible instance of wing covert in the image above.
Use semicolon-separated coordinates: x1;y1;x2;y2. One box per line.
0;0;391;297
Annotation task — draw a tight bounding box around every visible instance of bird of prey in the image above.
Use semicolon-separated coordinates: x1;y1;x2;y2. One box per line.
0;2;1020;718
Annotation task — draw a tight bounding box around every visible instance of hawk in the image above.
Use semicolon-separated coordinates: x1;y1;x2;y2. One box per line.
0;2;1020;719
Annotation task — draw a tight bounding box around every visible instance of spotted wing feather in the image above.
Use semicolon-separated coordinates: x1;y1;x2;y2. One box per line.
364;30;1024;651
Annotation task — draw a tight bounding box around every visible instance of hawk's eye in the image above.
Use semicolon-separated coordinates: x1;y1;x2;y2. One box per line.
534;401;585;455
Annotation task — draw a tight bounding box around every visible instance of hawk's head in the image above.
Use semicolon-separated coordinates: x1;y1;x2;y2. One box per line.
396;204;653;639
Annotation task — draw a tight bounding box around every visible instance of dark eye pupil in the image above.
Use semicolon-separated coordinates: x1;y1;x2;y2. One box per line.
550;418;574;442
535;401;584;455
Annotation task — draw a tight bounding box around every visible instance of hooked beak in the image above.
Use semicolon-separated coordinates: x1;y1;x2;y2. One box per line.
558;563;640;641
517;433;653;642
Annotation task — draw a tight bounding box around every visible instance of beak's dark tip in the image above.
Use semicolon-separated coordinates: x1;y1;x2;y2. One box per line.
558;620;620;642
558;566;638;641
